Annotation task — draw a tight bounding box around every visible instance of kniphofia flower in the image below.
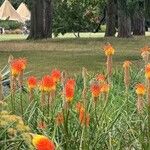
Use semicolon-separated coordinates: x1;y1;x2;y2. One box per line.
27;76;37;90
103;43;115;56
96;74;106;83
145;64;150;106
141;45;150;54
135;84;146;95
56;112;64;126
103;43;114;79
145;64;150;80
76;102;84;113
123;61;132;68
38;121;46;129
65;79;76;87
123;61;132;89
51;69;61;82
101;83;109;93
32;134;55;150
141;46;150;65
11;58;27;77
79;108;90;127
40;75;56;92
135;83;146;113
90;80;101;98
65;79;76;102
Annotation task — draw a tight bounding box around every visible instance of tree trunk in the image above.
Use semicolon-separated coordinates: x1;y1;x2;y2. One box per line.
27;0;35;39
117;0;131;38
133;10;145;36
28;0;53;39
44;0;53;38
105;0;116;37
35;0;45;39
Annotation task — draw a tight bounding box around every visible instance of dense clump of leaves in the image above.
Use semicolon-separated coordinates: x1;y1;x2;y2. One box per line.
53;0;100;37
0;20;22;30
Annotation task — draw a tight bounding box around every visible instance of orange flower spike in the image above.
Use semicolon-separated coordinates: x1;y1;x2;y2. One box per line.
141;46;150;64
103;43;115;56
38;121;47;129
96;74;106;83
19;58;27;70
32;134;55;150
66;79;76;87
76;102;84;113
135;84;146;95
38;80;44;91
141;45;150;53
65;86;75;102
56;112;64;126
11;62;22;77
27;76;37;90
11;58;27;77
101;83;109;93
78;108;90;127
65;79;76;102
41;75;56;92
123;61;132;68
145;64;150;80
90;80;101;98
51;69;61;82
85;113;90;127
79;107;85;124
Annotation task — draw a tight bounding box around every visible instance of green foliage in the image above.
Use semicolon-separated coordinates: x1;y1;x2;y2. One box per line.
0;20;22;30
145;0;150;19
53;0;101;37
128;0;145;16
0;110;33;149
1;64;150;149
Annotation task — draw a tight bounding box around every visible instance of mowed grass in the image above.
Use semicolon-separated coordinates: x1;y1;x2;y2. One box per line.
0;34;150;77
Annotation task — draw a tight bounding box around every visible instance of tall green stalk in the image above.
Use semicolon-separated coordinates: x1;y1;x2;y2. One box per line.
20;88;24;119
147;79;150;148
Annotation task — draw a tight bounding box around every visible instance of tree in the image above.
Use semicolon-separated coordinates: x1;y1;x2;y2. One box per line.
53;0;99;37
44;0;53;38
105;0;117;37
145;0;150;19
132;0;145;35
28;0;53;39
28;0;44;39
117;0;132;38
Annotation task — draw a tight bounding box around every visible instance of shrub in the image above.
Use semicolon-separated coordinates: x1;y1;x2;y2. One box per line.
0;20;23;30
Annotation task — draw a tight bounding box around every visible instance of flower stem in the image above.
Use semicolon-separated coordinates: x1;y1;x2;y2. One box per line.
20;89;23;118
79;126;85;150
10;92;14;113
147;79;150;147
47;92;51;123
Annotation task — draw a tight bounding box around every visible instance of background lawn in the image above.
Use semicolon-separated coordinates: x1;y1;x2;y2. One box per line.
0;34;149;77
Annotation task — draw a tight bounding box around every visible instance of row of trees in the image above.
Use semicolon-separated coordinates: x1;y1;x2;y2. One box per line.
29;0;150;39
106;0;148;37
0;0;150;39
28;0;101;39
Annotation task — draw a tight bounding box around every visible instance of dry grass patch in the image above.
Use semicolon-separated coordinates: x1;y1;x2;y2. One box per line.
0;35;149;76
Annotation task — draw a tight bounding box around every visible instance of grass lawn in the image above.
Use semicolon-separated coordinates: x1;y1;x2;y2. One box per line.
0;33;150;77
